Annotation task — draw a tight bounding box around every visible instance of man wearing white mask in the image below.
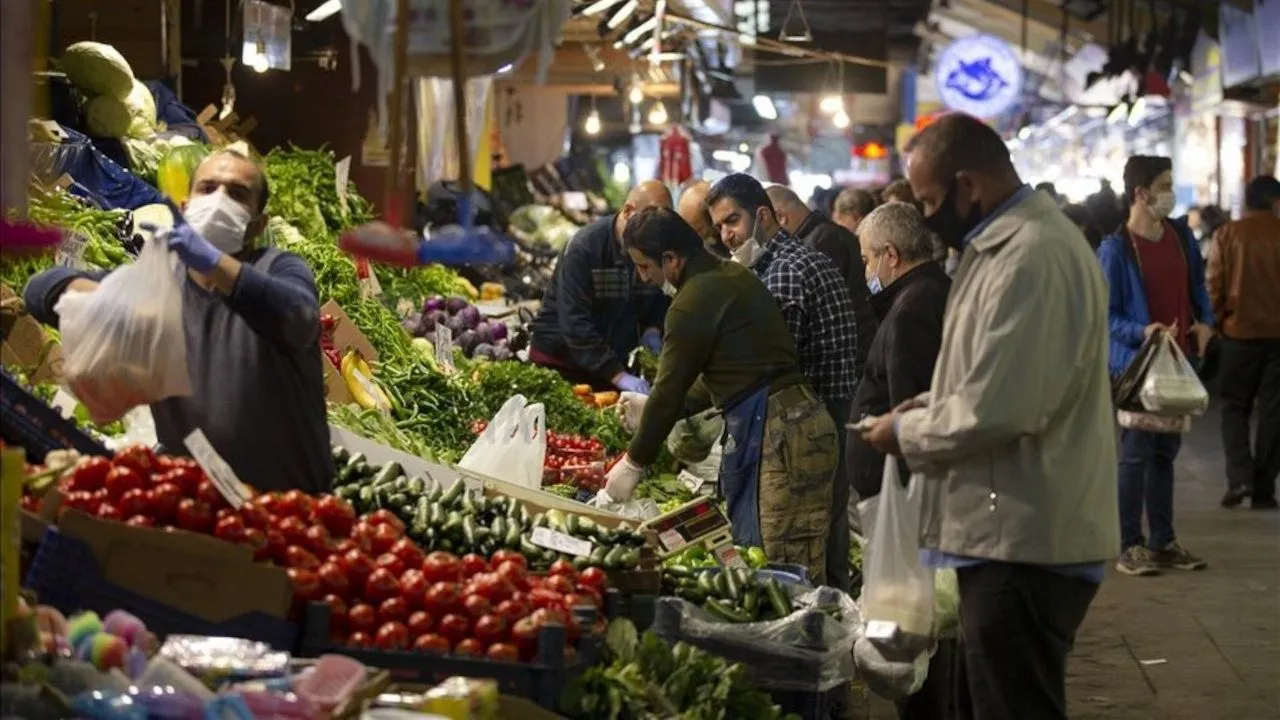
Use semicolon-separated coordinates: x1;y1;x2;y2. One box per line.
707;173;858;591
24;150;332;493
1098;155;1215;576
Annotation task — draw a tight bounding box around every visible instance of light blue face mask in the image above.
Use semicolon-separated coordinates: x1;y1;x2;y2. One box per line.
867;255;884;295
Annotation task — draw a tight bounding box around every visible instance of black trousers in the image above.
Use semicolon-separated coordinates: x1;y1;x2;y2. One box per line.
823;396;853;593
1219;337;1280;502
953;563;1098;720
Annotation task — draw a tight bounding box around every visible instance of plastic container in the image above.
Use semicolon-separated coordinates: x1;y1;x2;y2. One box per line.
134;656;215;701
294;654;367;711
0;371;110;463
24;527;298;650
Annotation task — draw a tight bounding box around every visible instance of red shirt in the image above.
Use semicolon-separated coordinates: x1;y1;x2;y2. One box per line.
1132;222;1192;352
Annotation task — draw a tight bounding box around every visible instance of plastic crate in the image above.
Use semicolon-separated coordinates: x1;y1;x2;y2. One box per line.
0;371;109;463
24;528;298;650
299;603;602;709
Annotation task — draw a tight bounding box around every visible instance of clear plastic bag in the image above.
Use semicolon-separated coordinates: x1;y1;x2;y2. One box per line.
55;235;191;423
860;462;934;638
666;408;724;465
457;395;545;489
651;585;861;692
1139;330;1208;415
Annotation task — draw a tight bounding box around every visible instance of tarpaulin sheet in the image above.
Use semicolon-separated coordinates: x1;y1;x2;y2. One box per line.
30;126;171;212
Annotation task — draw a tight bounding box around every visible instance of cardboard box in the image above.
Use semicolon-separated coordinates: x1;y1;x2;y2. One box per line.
321;350;354;405
0;285;62;384
321;300;378;362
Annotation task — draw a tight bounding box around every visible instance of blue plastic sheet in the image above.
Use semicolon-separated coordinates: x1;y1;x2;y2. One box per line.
32;126;173;212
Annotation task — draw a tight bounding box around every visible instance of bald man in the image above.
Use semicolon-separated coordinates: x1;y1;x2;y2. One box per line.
529;180;673;393
678;181;729;257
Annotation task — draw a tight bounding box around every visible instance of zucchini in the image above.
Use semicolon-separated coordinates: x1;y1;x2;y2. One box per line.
370;461;403;486
723;568;742;601
461;516;478;548
425;480;443;503
578;516;599;539
442;511;463;537
664;564;693;578
441;479;466;507
531;513;547;529
704;598;752;623
742;588;760;618
764;579;793;618
602;546;626;570
461;491;477;515
566;513;581;536
332;445;350;465
520;536;541;556
428;502;444;528
713;571;730;599
503;521;522;548
589;545;609;566
676;586;708;604
618;549;641;568
406;476;426;495
490;516;506;542
696;571;717;596
344;452;367;472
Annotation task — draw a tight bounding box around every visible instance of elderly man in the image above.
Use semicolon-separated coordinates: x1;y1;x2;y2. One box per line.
529;180;672;393
25;149;333;493
832;187;878;235
677;180;728;257
708;173;857;592
862;113;1118;720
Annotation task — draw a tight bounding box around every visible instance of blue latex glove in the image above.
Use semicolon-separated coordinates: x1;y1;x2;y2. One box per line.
145;222;222;273
641;327;663;354
615;372;651;394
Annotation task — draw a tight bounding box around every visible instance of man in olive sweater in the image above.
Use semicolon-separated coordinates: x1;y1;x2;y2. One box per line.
599;207;838;584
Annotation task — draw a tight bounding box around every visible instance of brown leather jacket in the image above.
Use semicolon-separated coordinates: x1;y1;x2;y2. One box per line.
1207;211;1280;339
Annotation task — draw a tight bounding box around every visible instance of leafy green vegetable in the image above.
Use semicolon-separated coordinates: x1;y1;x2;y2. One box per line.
3;189;130;291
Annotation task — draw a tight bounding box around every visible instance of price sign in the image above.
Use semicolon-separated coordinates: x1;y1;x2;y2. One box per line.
55;232;89;269
335;156;352;217
434;325;456;374
712;543;748;569
530;527;593;557
184;429;251;509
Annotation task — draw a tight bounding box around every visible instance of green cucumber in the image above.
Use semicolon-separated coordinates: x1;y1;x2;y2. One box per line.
441;479;466;506
704;598;752;623
589;545;609;566
461;516;478;547
370;462;403;486
566;513;581;535
602;546;626;570
764;579;792;618
503;521;522;548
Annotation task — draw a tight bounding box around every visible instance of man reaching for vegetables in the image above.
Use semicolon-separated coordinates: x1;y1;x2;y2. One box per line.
528;180;673;394
601;206;838;586
24;149;333;494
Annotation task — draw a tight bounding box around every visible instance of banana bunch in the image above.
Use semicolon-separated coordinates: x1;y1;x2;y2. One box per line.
340;349;393;412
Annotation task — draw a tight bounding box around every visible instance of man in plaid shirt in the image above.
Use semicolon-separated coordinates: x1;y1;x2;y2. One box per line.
707;173;860;591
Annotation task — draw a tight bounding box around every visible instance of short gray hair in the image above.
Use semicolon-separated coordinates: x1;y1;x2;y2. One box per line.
858;201;938;263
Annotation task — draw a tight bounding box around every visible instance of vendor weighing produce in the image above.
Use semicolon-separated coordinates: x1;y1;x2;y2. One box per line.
528;180;672;394
600;206;838;586
24;150;333;493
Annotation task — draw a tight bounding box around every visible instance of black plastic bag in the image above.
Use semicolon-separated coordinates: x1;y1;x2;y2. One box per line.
1113;332;1162;411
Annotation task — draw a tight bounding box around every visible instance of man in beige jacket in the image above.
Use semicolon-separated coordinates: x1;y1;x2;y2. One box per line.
863;113;1119;720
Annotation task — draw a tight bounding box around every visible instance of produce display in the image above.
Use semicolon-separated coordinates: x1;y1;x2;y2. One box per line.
402;295;514;362
660;566;811;625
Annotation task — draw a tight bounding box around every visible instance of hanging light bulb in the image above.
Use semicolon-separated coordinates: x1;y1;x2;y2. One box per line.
832;107;850;129
648;100;668;126
250;53;269;73
819;95;843;114
584;109;602;135
628;81;644;105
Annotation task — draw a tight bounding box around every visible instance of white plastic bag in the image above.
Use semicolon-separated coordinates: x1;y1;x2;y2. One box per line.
1139;331;1208;415
55;235;191;423
457;395;546;489
860;461;934;638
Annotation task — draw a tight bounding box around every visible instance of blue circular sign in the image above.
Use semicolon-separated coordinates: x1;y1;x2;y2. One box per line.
934;34;1023;118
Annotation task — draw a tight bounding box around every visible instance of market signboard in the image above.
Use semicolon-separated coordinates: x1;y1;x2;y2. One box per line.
1220;3;1261;88
1257;0;1280;78
933;34;1023;120
1189;32;1223;114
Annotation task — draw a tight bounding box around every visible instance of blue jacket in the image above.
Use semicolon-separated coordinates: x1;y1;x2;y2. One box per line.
1097;217;1214;376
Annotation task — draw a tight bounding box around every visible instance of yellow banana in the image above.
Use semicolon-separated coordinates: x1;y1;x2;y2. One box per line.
341;349;393;411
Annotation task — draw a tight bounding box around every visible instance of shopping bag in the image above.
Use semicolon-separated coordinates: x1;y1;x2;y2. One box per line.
1139;330;1209;415
457;395;547;489
55;234;191;423
1112;330;1163;411
860;461;934;639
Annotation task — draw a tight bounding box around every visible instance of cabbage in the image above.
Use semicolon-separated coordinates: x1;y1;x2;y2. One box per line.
84;95;131;137
124;80;157;138
62;42;135;99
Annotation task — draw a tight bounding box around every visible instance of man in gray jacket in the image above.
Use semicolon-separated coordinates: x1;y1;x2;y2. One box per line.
863;113;1118;720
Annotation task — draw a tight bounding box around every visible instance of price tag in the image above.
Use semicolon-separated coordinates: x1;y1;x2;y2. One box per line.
658;528;687;553
530;527;593;557
50;389;80;419
712;543;748;569
677;469;708;495
335;156;352;217
561;191;589;212
864;620;899;640
349;364;391;413
184;429;250;509
55;232;89;269
434;325;455;374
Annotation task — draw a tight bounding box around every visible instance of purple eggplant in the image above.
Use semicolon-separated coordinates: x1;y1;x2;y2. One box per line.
424;296;446;313
489;322;508;341
445;296;469;314
473;323;494;345
456;305;482;329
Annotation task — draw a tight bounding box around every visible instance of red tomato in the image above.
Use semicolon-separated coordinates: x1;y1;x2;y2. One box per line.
474;614;508;645
531;607;567;627
317;562;350;598
238;503;272;531
528;588;565;612
103;466;144;500
374;621;409;650
166;466;205;496
243;528;273;562
61;490;99;515
337;549;376;589
313;495;356;537
493;561;528;592
423;582;461;617
175;498;214;534
374;552;406;577
437;613;470;646
285;545;321;570
345;631;372;648
461;594;491;620
494;599;529;626
304;525;335;558
573;586;603;610
111;446;155;477
545;575;575;596
117;488;149;518
96;502;123;521
286;567;321;604
422;552;462;584
66;456;111;492
548;559;576;578
276;489;313;519
213;514;247;544
399;569;428;607
413;633;450;654
333;538;362;557
460;553;488;578
347;603;377;633
453;638;486;657
347;523;377;553
366;508;405;532
147;482;182;522
389;538;425;568
364;568;402;603
510;617;540;660
486;642;520;663
577;566;608;590
370;524;401;556
263;528;287;564
322;594;348;634
490;550;528;572
406;610;434;638
196;479;229;510
378;596;410;625
278;516;309;547
125;514;153;528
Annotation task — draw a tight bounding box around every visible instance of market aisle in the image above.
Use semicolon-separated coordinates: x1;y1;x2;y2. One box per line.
1067;402;1280;720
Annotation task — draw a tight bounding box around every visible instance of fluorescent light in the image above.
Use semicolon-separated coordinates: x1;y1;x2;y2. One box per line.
496;63;514;74
752;94;777;120
581;0;624;17
606;0;639;29
623;16;657;45
819;95;842;114
305;0;340;22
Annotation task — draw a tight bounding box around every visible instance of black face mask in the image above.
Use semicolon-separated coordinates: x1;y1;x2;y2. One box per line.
923;181;985;251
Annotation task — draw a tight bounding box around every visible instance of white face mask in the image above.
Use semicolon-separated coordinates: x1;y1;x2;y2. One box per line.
1148;191;1175;220
730;210;768;267
184;189;252;254
661;280;678;297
